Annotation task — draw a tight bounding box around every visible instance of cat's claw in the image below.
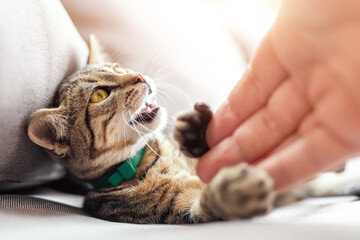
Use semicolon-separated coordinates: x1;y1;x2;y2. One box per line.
174;103;212;158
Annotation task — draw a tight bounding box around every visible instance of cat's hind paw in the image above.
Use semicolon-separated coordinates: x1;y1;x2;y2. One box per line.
173;103;212;158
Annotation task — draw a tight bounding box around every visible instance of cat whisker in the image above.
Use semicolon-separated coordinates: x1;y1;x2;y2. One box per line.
157;83;192;108
127;112;162;159
143;112;154;120
156;89;172;100
146;68;168;82
147;66;173;84
122;112;150;156
121;102;127;109
110;49;127;63
143;48;166;76
154;89;174;107
127;110;154;133
121;112;128;151
124;111;162;159
154;94;167;107
124;113;147;135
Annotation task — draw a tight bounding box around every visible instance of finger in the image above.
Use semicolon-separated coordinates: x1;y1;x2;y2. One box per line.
255;114;317;162
253;134;299;165
231;80;310;162
258;125;357;191
206;34;288;148
197;136;241;183
197;80;310;183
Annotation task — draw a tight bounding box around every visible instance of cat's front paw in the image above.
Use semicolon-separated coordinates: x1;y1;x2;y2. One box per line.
207;163;274;219
173;103;212;158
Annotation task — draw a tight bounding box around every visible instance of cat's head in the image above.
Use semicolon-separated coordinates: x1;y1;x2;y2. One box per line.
28;35;167;180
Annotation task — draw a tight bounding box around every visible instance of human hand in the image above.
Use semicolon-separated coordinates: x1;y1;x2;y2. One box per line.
197;0;360;191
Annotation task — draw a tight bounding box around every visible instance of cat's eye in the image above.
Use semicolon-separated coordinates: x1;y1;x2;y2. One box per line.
113;66;127;74
91;89;109;103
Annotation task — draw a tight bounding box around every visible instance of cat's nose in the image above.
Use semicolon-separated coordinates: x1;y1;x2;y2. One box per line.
133;74;145;84
133;74;152;94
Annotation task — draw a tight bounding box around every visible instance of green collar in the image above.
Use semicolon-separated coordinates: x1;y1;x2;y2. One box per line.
91;148;145;189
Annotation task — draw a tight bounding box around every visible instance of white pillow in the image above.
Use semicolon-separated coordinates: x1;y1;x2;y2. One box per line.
0;0;88;190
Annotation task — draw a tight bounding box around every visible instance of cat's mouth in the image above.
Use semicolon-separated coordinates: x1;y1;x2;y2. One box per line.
130;103;160;125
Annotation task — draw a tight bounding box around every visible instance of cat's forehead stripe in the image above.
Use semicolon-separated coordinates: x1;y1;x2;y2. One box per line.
67;73;118;87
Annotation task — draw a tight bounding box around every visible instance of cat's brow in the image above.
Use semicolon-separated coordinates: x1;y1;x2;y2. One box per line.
101;73;122;82
82;79;98;83
80;74;119;85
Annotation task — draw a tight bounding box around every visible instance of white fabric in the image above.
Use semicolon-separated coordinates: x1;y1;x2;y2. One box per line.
1;189;360;240
0;0;88;186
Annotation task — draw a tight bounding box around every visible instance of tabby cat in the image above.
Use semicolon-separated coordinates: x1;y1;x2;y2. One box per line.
27;36;356;224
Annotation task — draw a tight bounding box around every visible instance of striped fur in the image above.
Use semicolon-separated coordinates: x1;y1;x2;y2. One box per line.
28;36;276;223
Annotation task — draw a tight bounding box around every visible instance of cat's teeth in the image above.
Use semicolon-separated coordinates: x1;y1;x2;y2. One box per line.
145;107;152;114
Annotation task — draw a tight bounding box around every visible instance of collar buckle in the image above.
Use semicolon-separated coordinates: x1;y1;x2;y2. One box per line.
108;160;136;186
91;148;145;189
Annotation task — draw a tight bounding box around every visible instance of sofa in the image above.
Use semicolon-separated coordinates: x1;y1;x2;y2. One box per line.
1;1;360;239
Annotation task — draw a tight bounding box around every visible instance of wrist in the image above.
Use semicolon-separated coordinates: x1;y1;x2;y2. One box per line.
280;0;360;27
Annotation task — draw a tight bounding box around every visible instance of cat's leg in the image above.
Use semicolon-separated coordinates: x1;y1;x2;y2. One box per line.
84;165;274;223
84;186;196;224
273;180;351;208
189;163;275;222
173;102;212;158
275;161;360;207
84;180;205;224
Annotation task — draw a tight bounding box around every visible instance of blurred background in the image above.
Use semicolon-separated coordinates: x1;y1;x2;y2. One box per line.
62;0;282;131
208;0;281;59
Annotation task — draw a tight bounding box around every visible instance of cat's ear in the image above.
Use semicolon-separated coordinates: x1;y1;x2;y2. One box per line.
28;106;70;158
87;34;106;64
